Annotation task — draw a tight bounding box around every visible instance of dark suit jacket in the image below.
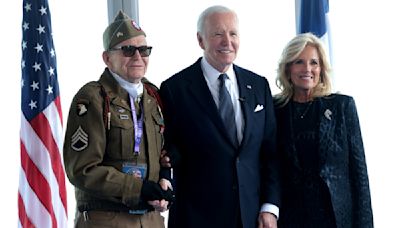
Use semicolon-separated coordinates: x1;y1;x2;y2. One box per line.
160;58;280;228
275;94;373;228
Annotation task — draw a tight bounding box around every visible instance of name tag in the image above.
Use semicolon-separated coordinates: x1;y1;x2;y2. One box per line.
120;114;129;120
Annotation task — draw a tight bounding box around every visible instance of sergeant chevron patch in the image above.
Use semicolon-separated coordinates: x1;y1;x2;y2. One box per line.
71;126;89;151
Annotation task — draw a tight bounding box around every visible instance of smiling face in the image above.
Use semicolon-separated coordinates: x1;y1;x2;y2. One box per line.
289;45;321;101
197;11;239;73
102;35;149;83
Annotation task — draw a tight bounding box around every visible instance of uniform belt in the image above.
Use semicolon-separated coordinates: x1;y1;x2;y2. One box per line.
78;208;151;215
80;209;149;221
78;203;151;215
79;208;148;215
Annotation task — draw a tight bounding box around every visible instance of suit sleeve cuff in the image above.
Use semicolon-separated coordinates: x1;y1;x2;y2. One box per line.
260;203;279;219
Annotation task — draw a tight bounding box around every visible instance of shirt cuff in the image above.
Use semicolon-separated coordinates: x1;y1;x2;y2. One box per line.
260;203;279;219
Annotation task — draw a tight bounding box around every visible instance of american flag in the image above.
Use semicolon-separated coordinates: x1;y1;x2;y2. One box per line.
19;0;68;227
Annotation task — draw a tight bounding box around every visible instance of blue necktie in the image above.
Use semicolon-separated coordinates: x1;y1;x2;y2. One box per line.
218;74;238;146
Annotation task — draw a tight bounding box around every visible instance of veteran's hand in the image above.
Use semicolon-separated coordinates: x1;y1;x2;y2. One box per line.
258;212;277;228
160;149;172;168
159;178;172;191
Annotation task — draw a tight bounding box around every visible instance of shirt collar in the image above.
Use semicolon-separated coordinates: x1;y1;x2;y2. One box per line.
201;57;235;85
109;70;143;98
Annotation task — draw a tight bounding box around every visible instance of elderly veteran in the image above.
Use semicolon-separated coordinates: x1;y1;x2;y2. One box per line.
63;10;173;228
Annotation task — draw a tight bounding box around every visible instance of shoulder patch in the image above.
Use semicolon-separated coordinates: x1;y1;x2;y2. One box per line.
76;99;90;116
77;103;88;116
71;126;89;151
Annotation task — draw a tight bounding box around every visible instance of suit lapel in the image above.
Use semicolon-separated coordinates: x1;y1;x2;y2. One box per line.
186;62;219;118
186;59;235;146
235;66;258;148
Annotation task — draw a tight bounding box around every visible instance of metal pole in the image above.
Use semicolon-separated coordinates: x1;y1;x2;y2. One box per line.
107;0;139;24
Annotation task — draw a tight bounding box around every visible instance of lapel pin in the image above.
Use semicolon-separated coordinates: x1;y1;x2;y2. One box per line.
324;109;332;120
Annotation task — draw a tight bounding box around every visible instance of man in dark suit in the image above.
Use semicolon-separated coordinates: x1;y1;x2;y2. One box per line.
159;5;280;228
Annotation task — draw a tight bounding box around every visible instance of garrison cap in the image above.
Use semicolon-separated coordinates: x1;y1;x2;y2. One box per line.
103;10;146;50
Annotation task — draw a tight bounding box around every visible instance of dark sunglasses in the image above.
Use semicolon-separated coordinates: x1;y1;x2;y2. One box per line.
109;45;152;57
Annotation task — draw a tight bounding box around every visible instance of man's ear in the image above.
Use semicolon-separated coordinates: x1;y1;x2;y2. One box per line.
197;33;205;50
102;51;110;65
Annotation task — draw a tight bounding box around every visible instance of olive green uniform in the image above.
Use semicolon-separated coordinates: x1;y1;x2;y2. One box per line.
63;69;165;227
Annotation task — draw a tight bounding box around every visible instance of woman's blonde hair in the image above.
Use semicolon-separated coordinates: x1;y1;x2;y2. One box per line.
275;33;332;106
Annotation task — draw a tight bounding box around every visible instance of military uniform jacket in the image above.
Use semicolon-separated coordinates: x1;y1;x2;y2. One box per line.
63;68;164;211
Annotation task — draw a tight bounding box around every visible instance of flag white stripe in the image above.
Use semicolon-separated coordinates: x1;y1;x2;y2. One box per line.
43;101;64;158
18;167;52;228
322;12;333;65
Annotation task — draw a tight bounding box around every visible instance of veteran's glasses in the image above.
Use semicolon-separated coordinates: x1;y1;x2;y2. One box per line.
109;45;152;57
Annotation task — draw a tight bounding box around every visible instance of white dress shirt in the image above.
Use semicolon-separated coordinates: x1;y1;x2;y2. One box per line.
201;57;244;143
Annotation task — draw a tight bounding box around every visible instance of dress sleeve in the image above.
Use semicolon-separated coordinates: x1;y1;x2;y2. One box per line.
345;96;373;227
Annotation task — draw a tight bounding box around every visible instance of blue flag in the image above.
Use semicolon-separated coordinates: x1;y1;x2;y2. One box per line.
296;0;332;65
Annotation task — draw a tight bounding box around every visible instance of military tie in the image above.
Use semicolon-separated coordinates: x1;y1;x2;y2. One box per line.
134;95;142;117
218;74;238;146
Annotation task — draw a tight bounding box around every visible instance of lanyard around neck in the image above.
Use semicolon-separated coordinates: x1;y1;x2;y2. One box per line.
129;96;144;156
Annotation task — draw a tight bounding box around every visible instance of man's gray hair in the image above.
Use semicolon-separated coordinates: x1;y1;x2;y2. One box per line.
197;5;238;36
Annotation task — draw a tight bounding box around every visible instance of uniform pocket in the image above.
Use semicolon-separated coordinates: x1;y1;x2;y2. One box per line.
107;111;134;159
151;112;165;154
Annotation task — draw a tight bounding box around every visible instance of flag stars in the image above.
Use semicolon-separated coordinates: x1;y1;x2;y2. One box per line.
24;3;32;12
39;6;47;15
31;81;39;91
46;85;53;94
48;67;55;76
29;100;37;110
21;60;26;69
50;48;55;57
23;22;29;31
36;24;45;34
34;43;43;53
32;62;41;72
22;41;27;50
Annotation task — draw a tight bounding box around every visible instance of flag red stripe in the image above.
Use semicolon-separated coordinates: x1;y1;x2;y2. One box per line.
20;141;57;228
30;112;68;210
54;96;63;125
18;192;34;228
